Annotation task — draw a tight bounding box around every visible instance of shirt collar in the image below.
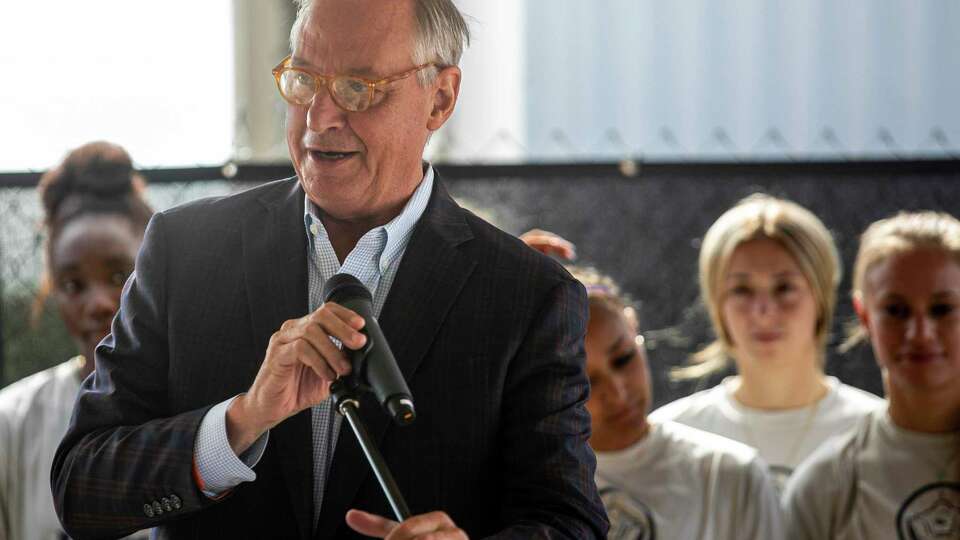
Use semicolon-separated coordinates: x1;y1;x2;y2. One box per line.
302;164;435;273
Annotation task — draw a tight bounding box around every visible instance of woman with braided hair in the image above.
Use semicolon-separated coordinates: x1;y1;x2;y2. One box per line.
0;141;152;540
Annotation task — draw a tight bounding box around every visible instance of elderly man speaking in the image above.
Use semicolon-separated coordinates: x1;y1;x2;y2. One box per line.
51;1;607;538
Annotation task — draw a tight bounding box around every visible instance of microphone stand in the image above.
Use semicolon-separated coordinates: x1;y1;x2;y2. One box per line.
330;375;411;521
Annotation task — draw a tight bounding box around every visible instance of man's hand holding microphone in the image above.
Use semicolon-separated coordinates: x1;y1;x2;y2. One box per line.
223;274;464;539
225;301;366;455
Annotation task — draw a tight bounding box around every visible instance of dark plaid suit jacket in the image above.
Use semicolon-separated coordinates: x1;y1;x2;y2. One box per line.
51;176;607;539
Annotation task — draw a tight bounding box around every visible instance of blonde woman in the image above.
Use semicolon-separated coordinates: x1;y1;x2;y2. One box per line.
784;211;960;540
650;194;882;491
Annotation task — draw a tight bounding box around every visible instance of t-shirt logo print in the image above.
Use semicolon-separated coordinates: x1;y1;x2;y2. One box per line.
599;487;656;540
897;483;960;540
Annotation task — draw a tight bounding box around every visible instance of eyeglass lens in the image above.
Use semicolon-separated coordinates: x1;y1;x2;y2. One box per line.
278;69;372;112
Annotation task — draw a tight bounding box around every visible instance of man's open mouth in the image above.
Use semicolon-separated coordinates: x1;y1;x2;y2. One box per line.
310;150;359;160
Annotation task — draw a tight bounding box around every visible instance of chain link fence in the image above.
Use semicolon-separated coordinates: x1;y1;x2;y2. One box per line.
3;161;959;406
0;179;259;386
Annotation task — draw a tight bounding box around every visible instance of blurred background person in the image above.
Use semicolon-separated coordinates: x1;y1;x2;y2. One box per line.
565;265;782;540
522;232;782;539
0;142;152;540
650;194;883;491
784;211;960;540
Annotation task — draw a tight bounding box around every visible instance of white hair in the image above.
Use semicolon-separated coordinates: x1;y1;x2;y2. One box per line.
289;0;470;85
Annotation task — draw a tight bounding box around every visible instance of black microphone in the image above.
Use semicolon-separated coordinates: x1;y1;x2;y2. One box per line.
322;273;415;425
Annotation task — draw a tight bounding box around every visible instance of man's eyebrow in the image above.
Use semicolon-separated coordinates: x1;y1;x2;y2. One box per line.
290;57;378;78
345;65;377;77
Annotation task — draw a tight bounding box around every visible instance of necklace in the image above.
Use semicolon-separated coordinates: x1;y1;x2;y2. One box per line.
736;386;826;469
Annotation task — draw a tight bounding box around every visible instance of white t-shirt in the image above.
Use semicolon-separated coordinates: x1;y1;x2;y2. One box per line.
595;421;784;540
783;408;960;540
0;358;82;540
649;376;883;492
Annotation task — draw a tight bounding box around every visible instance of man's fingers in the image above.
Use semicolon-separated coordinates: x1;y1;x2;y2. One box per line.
294;328;353;376
391;511;458;538
345;509;399;538
317;301;366;329
273;304;366;355
315;314;367;352
267;303;368;381
346;509;465;539
290;340;337;381
311;303;367;350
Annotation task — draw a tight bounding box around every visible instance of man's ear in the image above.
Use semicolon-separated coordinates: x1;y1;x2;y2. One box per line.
426;66;461;131
853;292;870;331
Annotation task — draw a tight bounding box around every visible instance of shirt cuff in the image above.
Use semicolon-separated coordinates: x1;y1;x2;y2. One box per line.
194;395;269;498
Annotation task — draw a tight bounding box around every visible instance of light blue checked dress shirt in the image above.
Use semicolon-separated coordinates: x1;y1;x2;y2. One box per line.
194;167;435;527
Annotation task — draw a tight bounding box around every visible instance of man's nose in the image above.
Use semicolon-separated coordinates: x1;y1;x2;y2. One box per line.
306;87;348;132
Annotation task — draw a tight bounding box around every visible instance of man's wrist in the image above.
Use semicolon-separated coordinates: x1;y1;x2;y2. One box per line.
195;396;268;496
225;393;268;455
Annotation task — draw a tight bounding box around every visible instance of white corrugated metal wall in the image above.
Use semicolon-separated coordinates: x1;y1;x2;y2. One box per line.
441;1;960;162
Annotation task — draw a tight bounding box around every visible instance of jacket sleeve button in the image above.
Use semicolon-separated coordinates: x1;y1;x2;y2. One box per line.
143;504;155;518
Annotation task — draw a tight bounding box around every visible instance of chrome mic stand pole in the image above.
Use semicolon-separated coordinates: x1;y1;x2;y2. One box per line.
330;376;411;521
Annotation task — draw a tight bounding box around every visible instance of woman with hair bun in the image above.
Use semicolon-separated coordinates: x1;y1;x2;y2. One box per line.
0;141;152;540
650;194;882;492
784;211;960;540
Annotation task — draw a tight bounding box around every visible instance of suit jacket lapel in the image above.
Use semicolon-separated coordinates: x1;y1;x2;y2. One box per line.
315;178;477;537
242;179;314;540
